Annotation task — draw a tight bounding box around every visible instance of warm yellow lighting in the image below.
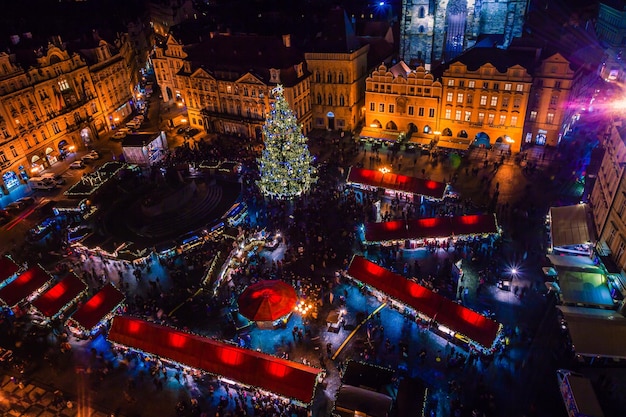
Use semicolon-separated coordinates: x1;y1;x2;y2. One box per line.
379;167;391;174
433;130;441;135
505;137;515;143
177;102;183;107
113;117;120;122
69;145;76;152
181;118;187;123
369;124;379;128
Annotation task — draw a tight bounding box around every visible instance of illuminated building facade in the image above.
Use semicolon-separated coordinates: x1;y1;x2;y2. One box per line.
364;62;442;144
522;53;575;148
400;0;528;65
591;118;626;267
154;33;312;139
0;34;134;196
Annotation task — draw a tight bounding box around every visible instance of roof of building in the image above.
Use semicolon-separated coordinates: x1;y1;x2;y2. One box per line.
432;47;537;78
31;273;87;318
182;34;308;86
70;283;125;331
305;7;361;53
549;204;594;248
0;265;51;308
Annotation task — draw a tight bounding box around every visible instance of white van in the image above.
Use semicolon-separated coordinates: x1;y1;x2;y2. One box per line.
126;120;141;130
28;177;57;190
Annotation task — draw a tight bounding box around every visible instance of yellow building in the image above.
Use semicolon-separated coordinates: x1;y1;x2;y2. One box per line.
153;33;312;139
306;45;369;133
522;53;575;147
364;61;442;143
0;34;136;197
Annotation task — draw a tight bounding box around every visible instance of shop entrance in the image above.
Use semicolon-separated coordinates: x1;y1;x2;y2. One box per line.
327;112;335;130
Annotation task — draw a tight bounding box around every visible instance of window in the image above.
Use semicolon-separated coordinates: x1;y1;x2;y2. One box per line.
516;84;524;92
338;72;344;83
455;110;462;120
409;87;415;94
457;93;464;103
408;106;414;115
513;98;521;108
478;112;485;123
327;72;333;83
339;95;345;106
418;107;424;117
464;111;471;121
468;80;475;88
448;79;455;87
487;114;495;125
546;113;554;124
428;108;435;117
58;79;70;91
418;6;425;18
504;83;512;91
502;97;509;108
328;95;333;106
616;240;626;263
466;95;473;105
446;92;453;102
618;198;626;217
388;104;394;113
315;72;321;82
10;145;17;157
226;85;232;94
480;95;487;106
493;83;499;90
425;88;430;94
550;95;558;106
370;102;375;111
374;83;378;91
511;116;518;126
530;110;537;121
317;94;322;105
499;115;506;125
459;80;465;87
0;151;6;162
445;109;452;119
483;82;489;89
607;226;617;246
379;103;384;112
555;81;561;89
490;96;498;106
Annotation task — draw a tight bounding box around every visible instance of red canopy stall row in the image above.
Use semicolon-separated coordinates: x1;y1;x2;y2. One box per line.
67;283;125;337
364;214;499;243
0;265;53;308
347;256;501;350
0;255;19;288
31;273;88;322
108;316;322;404
346;167;447;200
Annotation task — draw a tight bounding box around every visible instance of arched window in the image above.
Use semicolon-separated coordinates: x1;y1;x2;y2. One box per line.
386;121;397;130
327;72;333;83
339;95;345;106
423;125;432;134
419;26;425;33
317;93;322;105
315;72;321;83
328;94;333;106
418;6;425;18
442;128;452;136
338;72;344;83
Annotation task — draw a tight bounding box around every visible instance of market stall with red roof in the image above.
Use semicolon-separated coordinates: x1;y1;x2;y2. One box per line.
237;280;298;328
346;167;447;200
364;214;499;243
66;283;125;336
0;255;19;288
347;256;501;351
31;273;88;322
107;316;322;404
0;265;52;308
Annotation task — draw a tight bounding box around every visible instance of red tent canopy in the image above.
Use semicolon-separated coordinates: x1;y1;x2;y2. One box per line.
238;280;297;322
0;256;19;285
32;274;88;318
347;256;500;349
346;167;446;200
70;283;125;331
364;214;499;242
108;316;321;403
0;265;51;308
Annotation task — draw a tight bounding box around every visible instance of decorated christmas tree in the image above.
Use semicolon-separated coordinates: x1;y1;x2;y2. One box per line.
257;85;317;199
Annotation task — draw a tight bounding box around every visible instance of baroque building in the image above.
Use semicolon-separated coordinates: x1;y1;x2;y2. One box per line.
400;0;529;65
0;34;134;196
156;33;312;139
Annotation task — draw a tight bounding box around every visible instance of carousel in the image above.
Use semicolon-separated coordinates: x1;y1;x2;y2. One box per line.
237;280;297;329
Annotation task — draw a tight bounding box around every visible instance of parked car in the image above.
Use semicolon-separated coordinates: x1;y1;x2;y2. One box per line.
6;197;35;213
70;160;85;169
87;150;101;159
112;130;127;140
28;177;57;191
40;173;65;185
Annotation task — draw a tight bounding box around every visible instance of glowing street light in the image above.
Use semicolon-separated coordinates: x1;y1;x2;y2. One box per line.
379;166;391;174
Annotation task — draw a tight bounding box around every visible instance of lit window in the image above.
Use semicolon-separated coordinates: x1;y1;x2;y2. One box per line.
530;111;537;121
468;80;475;88
446;92;453;102
379;103;384;112
455;110;462;120
504;83;512;91
480;95;487;106
511;116;518;126
445;109;451;119
546;113;554;124
516;84;524;92
457;93;463;103
388;104;394;113
464;111;471;121
447;79;454;87
490;96;498;106
408;106;414;115
499;115;506;125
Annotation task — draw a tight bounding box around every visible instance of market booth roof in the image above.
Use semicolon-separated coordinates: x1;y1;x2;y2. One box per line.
557;268;613;308
364;214;499;242
237;280;297;322
0;255;19;284
32;274;88;318
0;265;51;308
347;256;500;349
346;167;446;200
557;306;626;359
70;283;125;331
108;316;322;404
549;204;594;248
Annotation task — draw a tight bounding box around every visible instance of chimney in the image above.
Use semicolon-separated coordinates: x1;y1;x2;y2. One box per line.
282;34;291;48
10;35;20;45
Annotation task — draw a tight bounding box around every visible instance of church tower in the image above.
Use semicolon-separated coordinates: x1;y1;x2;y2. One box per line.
400;0;528;66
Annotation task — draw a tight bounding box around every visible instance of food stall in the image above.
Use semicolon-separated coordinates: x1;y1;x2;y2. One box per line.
0;265;53;309
30;273;88;325
66;283;125;338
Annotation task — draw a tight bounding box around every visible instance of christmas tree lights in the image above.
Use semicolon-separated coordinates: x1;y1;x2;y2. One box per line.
257;85;316;199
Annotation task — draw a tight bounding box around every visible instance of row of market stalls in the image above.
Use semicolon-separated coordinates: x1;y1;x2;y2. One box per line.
347;256;502;352
107;316;322;405
0;255;125;337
